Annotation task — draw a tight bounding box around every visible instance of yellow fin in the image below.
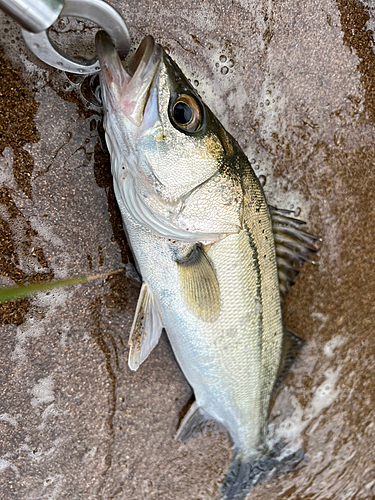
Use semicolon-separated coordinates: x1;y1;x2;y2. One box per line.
176;244;220;323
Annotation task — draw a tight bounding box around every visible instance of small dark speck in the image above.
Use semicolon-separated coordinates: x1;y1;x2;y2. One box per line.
98;245;104;266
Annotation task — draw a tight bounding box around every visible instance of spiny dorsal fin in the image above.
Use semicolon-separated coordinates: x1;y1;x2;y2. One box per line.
270;206;320;304
128;283;163;371
176;244;220;323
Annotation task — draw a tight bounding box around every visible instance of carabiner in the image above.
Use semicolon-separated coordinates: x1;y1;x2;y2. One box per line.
0;0;130;74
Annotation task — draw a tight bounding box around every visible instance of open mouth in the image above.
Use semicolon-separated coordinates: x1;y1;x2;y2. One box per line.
95;31;161;126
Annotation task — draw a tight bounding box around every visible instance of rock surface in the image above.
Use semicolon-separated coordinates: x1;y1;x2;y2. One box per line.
0;1;374;499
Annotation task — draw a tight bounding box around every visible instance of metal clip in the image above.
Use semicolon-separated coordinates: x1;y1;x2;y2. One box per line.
0;0;64;33
0;0;130;74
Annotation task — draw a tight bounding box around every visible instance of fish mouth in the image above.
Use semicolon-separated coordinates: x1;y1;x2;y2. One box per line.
95;31;161;126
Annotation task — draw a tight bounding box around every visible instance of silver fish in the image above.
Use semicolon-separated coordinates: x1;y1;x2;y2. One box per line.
95;31;318;499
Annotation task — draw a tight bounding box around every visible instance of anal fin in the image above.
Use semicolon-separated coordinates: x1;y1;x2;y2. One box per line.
128;283;163;371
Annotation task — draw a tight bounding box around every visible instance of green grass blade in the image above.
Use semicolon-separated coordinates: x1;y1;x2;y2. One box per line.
0;273;113;303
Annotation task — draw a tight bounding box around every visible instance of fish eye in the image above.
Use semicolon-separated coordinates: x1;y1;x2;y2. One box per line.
170;94;203;133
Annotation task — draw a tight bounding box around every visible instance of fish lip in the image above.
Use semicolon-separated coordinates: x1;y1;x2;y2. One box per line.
127;35;157;77
95;31;161;126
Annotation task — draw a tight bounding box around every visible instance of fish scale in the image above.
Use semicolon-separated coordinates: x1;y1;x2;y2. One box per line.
208;228;278;452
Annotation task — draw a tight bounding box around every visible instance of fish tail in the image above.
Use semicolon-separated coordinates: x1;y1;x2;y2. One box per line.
221;443;305;500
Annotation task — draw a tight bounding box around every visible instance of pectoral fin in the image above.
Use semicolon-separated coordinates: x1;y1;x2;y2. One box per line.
176;244;220;323
128;283;163;371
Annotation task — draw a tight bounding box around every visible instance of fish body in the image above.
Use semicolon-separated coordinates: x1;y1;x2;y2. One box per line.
121;204;282;456
96;31;316;498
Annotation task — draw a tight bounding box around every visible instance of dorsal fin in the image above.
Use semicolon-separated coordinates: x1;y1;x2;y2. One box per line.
270;206;320;304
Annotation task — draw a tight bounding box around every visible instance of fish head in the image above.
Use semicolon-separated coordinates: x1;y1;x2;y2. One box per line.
96;31;243;240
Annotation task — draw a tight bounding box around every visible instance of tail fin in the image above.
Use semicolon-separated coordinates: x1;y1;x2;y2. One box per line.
222;443;305;500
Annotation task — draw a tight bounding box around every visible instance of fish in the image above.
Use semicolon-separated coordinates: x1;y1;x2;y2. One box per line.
95;30;318;499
